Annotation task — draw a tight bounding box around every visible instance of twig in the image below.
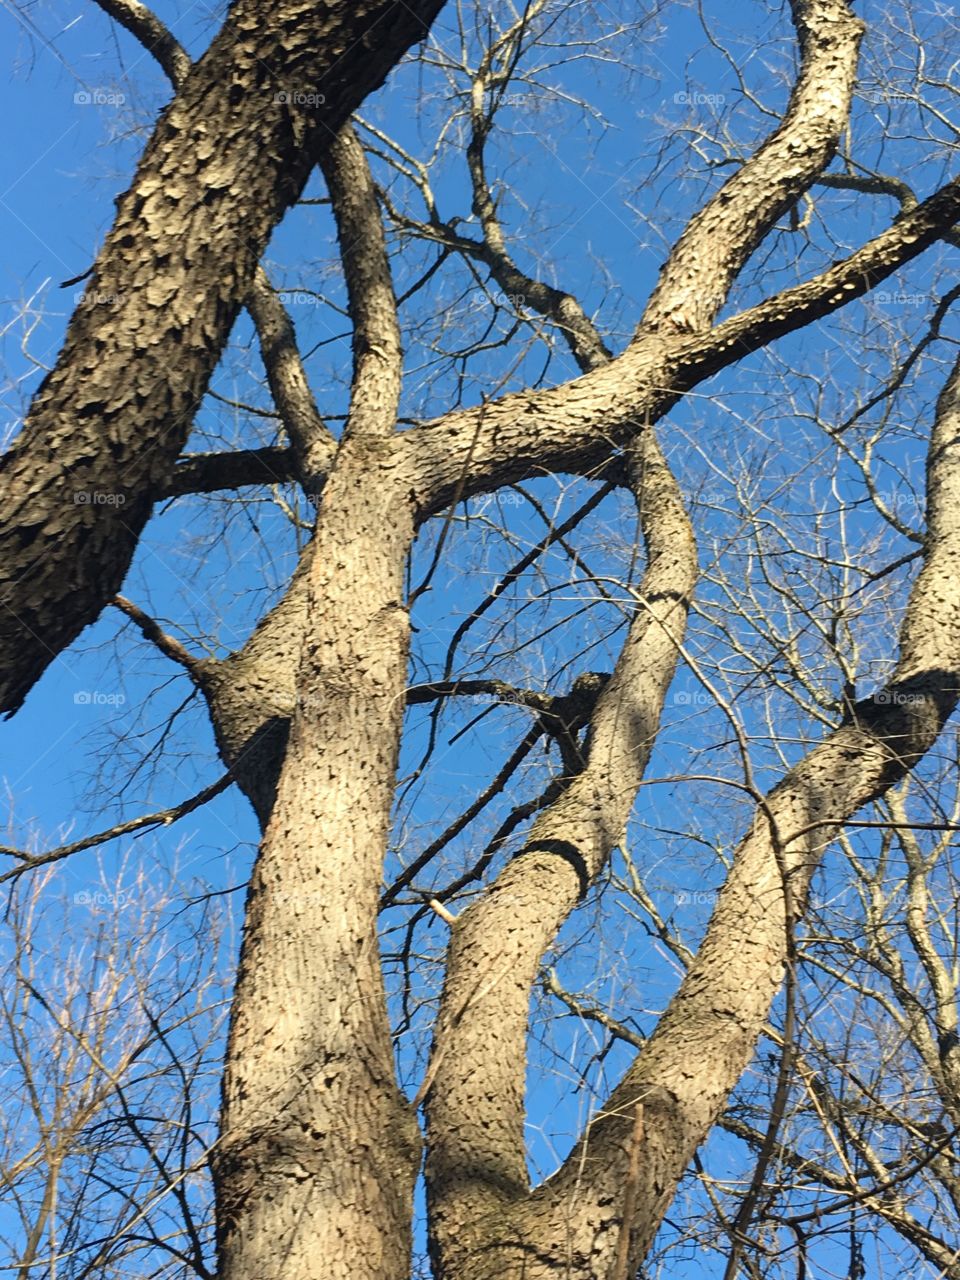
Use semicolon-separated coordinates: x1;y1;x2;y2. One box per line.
0;775;233;881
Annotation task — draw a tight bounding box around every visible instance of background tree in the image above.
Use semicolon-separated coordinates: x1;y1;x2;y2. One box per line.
3;0;960;1277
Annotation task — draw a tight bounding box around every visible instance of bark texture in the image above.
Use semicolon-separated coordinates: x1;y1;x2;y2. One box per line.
22;1;960;1276
211;445;421;1280
424;429;699;1277
211;113;413;1274
421;356;960;1279
0;0;443;714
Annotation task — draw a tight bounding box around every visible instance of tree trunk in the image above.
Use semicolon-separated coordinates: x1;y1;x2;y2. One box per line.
211;440;421;1280
0;0;442;715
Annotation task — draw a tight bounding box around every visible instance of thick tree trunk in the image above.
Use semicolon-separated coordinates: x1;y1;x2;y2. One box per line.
0;0;443;715
211;441;420;1280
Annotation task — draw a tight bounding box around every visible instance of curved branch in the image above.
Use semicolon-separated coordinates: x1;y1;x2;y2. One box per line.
245;268;337;484
424;425;698;1271
641;0;863;334
91;0;192;87
406;166;960;518
514;352;960;1276
463;15;612;375
112;594;202;677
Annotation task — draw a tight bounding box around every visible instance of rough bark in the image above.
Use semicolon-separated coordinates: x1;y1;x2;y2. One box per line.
19;2;960;1276
195;550;314;828
211;444;420;1280
425;428;699;1275
0;0;443;714
211;113;412;1274
197;122;404;827
405;170;960;519
422;356;960;1279
641;0;864;334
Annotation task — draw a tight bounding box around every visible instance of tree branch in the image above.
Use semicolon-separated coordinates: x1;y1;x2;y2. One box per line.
112;594;202;676
91;0;192;87
0;775;233;882
160;445;300;498
406;167;960;519
525;351;960;1276
424;425;698;1269
321;126;403;442
641;0;863;334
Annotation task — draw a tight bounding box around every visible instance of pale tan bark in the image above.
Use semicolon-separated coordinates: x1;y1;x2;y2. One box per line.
424;427;699;1275
211;109;413;1275
212;444;420;1280
9;2;960;1277
421;354;960;1279
641;0;864;334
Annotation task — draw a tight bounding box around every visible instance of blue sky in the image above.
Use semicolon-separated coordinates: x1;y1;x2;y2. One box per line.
2;1;960;1276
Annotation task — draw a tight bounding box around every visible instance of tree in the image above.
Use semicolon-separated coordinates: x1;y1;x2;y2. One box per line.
0;855;230;1277
3;0;960;1276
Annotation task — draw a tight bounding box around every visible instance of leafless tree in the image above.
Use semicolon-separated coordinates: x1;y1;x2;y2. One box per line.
4;0;960;1277
0;857;231;1278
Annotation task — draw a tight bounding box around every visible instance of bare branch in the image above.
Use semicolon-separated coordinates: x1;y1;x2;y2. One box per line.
0;775;233;882
91;0;192;88
641;0;864;334
321;126;403;441
424;425;698;1267
160;445;299;498
112;594;202;677
529;351;960;1275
